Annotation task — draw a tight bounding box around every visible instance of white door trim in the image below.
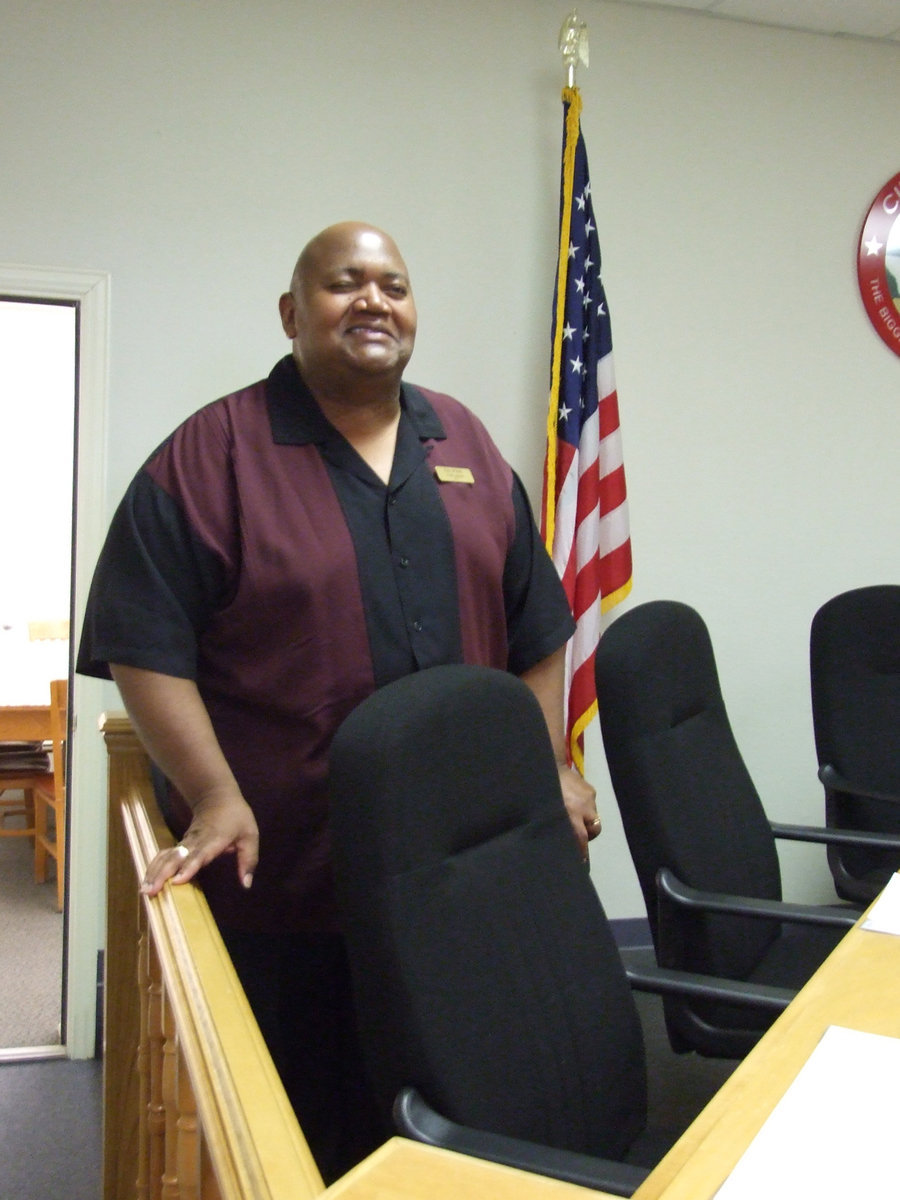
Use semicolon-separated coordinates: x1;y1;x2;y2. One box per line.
0;263;111;1058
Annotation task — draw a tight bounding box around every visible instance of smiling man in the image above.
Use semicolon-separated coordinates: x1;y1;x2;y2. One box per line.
77;222;597;1181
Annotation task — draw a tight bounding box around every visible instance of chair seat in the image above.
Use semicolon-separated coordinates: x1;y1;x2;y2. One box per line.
748;919;849;991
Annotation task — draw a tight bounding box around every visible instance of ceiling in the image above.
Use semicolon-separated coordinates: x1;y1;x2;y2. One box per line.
603;0;900;42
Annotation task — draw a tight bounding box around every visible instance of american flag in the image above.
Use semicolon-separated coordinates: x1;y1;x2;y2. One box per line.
541;87;632;773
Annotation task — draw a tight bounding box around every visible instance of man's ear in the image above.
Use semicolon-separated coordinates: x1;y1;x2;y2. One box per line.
278;292;297;338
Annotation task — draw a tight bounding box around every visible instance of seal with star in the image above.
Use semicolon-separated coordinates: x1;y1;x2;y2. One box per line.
857;170;900;358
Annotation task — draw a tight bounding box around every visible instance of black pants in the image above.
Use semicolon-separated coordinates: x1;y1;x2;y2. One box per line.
219;927;388;1185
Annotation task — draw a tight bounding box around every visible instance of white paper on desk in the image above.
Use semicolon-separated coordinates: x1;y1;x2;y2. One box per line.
862;872;900;935
714;1025;900;1200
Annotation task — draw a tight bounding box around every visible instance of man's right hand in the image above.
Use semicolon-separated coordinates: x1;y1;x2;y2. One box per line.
141;785;259;896
109;664;260;898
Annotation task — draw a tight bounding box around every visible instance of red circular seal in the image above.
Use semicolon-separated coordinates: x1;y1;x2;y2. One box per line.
857;171;900;358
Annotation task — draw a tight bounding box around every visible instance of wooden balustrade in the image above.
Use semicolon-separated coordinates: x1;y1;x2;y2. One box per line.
102;714;324;1200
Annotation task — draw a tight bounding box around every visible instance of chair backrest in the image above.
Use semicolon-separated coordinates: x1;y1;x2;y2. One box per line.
810;585;900;884
594;601;782;982
810;585;900;792
329;663;647;1163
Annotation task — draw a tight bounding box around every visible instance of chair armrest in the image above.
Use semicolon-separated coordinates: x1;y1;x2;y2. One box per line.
393;1086;648;1198
818;763;900;807
624;959;793;1013
771;820;900;852
656;867;858;929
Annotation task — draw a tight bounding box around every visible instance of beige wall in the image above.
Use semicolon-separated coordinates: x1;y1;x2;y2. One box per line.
3;1;897;960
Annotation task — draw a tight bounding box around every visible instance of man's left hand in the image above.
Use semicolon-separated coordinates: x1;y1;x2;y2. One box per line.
558;765;600;860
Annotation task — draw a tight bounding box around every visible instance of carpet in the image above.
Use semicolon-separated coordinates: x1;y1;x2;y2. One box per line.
0;813;63;1051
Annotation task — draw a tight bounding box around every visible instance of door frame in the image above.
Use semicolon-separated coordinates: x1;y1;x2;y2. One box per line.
0;263;110;1058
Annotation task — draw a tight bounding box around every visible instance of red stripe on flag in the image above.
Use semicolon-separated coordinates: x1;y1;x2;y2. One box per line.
598;541;633;599
598;389;621;438
597;463;626;516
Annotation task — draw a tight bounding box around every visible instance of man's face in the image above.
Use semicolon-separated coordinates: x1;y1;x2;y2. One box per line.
280;225;417;388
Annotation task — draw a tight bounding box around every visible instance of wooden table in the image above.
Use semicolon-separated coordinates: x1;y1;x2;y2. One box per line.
322;1137;614;1200
631;905;900;1200
0;704;51;741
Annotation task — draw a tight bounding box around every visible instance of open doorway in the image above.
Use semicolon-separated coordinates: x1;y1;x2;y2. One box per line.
0;298;76;1055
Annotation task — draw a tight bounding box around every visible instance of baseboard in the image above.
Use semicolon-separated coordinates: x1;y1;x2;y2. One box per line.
94;950;104;1058
609;917;652;949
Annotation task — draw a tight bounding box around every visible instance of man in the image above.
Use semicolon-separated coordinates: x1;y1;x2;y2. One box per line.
78;222;599;1180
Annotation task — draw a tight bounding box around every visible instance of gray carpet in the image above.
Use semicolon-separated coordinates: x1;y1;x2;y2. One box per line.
0;1058;102;1200
0;813;63;1051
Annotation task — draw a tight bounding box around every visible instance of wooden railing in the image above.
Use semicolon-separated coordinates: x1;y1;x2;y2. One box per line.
102;715;324;1200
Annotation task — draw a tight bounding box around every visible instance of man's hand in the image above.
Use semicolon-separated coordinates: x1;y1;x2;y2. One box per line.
558;764;601;860
517;648;601;862
109;665;260;898
141;785;259;897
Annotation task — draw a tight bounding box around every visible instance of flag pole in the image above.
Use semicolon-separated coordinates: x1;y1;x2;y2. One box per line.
543;11;633;771
544;12;589;556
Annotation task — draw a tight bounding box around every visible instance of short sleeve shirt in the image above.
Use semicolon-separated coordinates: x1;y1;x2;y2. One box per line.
78;356;574;931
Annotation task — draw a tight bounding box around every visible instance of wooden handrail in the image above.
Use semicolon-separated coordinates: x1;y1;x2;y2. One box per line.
102;714;324;1200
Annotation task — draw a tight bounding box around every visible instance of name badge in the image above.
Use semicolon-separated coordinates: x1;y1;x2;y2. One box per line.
434;465;475;485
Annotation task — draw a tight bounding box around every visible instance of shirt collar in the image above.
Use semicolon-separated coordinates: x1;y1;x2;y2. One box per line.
266;354;446;446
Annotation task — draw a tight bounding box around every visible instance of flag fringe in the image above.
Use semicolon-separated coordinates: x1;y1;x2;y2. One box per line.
569;699;596;774
600;575;633;615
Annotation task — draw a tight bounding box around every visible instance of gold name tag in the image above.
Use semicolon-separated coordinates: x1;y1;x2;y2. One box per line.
434;465;475;485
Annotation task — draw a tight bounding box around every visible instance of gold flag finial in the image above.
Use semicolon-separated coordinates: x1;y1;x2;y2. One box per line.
558;9;589;88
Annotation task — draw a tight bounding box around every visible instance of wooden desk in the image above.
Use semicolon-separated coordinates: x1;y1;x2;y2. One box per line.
322;1137;614;1200
0;704;51;741
632;908;900;1200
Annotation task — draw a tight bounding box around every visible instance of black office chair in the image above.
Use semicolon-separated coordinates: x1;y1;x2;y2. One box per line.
329;663;792;1196
811;585;900;904
594;600;868;1061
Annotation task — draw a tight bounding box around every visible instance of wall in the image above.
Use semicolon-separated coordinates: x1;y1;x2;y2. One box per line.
1;1;896;973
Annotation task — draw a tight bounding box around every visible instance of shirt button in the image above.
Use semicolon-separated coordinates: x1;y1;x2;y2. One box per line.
412;620;423;632
399;556;409;568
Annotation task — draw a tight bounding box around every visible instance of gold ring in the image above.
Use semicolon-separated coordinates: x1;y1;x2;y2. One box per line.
173;843;190;860
589;817;601;829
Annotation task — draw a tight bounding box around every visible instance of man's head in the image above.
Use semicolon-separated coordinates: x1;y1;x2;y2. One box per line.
279;222;417;394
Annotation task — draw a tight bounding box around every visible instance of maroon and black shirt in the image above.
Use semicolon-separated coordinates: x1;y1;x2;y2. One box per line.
78;356;574;931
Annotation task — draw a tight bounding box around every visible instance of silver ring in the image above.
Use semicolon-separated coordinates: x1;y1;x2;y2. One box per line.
173;843;190;860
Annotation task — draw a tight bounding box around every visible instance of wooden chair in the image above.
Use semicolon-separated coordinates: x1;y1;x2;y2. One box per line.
33;678;68;910
0;768;43;837
0;706;53;840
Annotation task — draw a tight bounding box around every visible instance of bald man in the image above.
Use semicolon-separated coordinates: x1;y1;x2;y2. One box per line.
78;223;597;1180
